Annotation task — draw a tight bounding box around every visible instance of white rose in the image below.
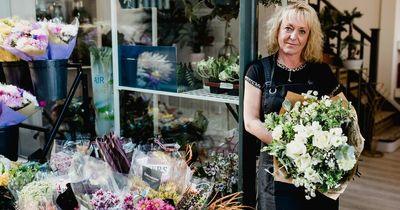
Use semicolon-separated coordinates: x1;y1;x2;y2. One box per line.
312;130;331;150
272;125;283;140
286;140;307;160
295;154;312;172
337;158;356;171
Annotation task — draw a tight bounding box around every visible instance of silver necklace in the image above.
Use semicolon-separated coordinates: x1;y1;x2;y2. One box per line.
276;58;307;82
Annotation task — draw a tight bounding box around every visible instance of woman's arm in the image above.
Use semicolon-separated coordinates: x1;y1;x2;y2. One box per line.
243;80;273;144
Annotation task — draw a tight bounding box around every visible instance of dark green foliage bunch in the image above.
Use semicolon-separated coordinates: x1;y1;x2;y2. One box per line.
176;63;203;93
120;92;154;143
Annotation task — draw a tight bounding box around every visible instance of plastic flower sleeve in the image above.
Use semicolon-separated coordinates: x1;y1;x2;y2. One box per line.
47;18;79;60
68;153;122;208
17;178;58;209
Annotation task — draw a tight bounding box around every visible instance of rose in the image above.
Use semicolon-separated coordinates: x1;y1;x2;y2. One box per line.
312;130;331;150
286;139;306;160
294;153;312;172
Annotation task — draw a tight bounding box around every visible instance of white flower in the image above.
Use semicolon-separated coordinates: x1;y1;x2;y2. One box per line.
304;167;322;184
286;140;307;159
295;153;312;172
324;99;332;107
272;125;283;140
312;130;331;150
337;158;356;171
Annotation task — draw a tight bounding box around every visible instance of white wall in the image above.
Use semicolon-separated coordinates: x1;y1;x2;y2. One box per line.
0;0;11;18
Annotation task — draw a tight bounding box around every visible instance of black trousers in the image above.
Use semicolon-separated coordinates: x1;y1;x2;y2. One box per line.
257;152;339;210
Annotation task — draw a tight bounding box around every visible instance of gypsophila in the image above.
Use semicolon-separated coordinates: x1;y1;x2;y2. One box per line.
262;91;357;199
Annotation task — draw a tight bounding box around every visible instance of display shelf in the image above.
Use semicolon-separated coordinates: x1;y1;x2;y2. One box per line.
117;86;239;105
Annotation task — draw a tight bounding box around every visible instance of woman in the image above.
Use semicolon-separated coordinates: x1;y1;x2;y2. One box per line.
244;2;345;210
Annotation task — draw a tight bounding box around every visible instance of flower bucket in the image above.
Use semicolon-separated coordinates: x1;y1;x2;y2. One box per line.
28;59;68;101
1;61;34;93
0;125;19;161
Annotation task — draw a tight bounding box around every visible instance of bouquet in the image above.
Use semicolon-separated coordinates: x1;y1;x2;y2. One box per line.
0;83;39;127
262;91;364;200
46;18;79;60
2;20;48;61
0;18;19;62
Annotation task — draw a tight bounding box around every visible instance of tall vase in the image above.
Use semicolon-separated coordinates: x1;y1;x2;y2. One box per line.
28;59;68;101
0;125;19;161
90;47;114;136
2;61;34;93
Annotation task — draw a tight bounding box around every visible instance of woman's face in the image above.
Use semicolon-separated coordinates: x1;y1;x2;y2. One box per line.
277;16;310;56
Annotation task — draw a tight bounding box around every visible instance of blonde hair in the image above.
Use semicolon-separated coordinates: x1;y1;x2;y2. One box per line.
265;1;323;62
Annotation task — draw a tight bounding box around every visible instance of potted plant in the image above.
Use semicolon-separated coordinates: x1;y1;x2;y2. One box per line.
340;7;364;70
194;55;239;95
318;6;345;66
179;0;214;62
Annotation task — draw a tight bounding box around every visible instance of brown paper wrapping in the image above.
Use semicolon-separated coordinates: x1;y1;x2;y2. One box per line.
273;91;364;200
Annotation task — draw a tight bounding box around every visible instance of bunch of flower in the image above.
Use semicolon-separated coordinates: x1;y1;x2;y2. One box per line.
203;152;239;195
147;181;180;205
262;91;357;199
47;18;79;44
3;20;48;60
7;162;41;194
0;83;38;109
122;194;135;210
0;18;19;62
49;152;73;175
135;197;175;210
18;179;56;209
90;189;120;210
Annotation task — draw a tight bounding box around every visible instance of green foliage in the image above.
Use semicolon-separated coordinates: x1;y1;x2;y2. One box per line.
340;7;363;59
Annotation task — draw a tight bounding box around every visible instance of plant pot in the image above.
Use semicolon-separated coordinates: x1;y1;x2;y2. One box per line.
28;59;68;101
1;61;34;93
205;79;239;95
343;59;363;70
0;125;19;161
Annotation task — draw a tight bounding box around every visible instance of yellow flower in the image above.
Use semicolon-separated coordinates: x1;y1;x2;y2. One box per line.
0;172;9;187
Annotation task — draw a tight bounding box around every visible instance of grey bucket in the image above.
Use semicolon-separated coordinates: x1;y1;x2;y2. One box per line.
2;61;34;93
28;59;68;101
0;125;19;161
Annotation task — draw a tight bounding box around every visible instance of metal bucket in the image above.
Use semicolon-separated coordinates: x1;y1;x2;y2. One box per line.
0;125;19;161
2;61;34;93
29;59;68;101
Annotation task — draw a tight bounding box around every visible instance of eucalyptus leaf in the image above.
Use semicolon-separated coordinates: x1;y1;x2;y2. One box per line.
282;99;292;111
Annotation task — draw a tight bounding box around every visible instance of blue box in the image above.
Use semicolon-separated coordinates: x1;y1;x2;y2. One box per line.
119;45;177;92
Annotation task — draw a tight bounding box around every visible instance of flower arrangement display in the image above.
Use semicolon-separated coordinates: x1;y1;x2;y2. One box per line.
0;18;19;62
2;20;48;61
1;17;79;61
262;91;364;199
